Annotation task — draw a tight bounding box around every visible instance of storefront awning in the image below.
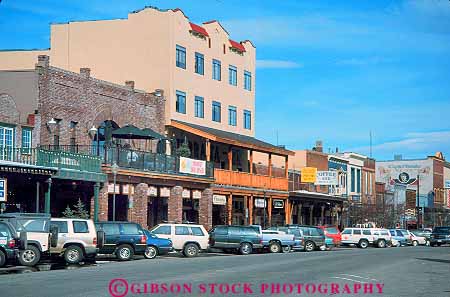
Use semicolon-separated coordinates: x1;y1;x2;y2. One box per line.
289;190;347;202
169;120;294;156
0;160;57;175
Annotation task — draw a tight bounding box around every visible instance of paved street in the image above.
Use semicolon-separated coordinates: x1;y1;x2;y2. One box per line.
0;247;449;297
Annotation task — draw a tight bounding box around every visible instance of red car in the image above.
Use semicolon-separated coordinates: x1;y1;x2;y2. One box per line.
317;226;341;247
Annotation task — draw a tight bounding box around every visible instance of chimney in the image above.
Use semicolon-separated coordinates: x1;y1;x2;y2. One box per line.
37;55;50;68
80;68;91;78
315;140;323;153
125;80;135;90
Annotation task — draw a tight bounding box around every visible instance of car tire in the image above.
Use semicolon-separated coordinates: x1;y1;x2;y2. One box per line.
412;240;418;247
282;246;292;253
386;241;392;248
377;240;386;248
64;245;84;264
304;241;315;252
269;241;281;253
358;240;369;249
239;242;253;255
425;240;430;246
0;250;6;267
183;243;199;257
18;245;41;266
116;244;134;261
144;246;158;259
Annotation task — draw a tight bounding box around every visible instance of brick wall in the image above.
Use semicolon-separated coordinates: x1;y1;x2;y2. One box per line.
35;55;165;147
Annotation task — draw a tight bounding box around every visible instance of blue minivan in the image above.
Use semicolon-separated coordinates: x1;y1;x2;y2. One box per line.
389;229;408;246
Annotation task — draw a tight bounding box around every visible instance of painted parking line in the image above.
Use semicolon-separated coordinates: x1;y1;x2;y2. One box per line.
340;273;379;281
330;276;367;283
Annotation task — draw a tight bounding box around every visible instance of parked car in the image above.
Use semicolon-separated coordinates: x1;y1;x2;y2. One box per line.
261;230;295;253
389;237;400;247
410;232;428;246
0;213;58;266
0;221;27;267
208;225;263;255
410;229;432;241
150;223;208;257
50;218;103;264
95;222;147;261
430;226;450;247
142;229;173;259
389;229;408;247
267;226;303;250
287;225;326;252
398;229;413;245
341;228;391;248
317;226;341;248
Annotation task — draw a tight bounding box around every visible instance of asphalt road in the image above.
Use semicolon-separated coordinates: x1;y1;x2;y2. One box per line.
0;246;449;297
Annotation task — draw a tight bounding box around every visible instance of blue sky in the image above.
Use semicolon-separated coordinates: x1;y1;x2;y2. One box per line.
1;0;450;160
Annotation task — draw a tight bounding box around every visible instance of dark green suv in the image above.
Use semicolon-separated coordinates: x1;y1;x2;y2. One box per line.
209;225;263;255
273;225;326;252
0;221;27;267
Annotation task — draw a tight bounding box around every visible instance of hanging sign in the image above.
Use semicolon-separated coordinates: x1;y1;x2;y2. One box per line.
255;198;266;208
273;199;284;209
160;187;170;197
315;171;338;185
0;178;7;202
192;190;202;199
182;189;191;199
179;157;206;175
147;186;158;197
122;184;134;195
212;195;226;205
301;167;317;183
107;183;120;194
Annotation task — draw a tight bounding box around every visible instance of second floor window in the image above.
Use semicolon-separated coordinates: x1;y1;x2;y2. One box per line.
176;90;186;114
194;96;204;118
176;45;186;69
21;128;32;154
229;65;237;86
212;101;221;122
228;106;237;126
244;70;252;91
212;59;221;81
195;52;204;75
244;110;251;130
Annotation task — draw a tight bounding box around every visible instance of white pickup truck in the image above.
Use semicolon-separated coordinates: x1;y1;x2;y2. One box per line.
261;230;296;253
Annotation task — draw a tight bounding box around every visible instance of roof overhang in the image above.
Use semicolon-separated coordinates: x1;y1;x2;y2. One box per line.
289;190;347;202
168;120;294;156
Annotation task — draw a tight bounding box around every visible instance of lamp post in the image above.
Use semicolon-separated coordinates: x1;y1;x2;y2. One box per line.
111;162;119;221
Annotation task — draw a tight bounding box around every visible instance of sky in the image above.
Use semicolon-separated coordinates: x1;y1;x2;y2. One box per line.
1;0;449;161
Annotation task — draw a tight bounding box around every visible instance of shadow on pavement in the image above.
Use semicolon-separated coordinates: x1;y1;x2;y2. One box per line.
416;258;450;264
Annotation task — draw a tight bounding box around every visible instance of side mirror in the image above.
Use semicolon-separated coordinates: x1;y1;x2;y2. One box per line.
96;230;105;248
50;225;59;248
19;231;28;250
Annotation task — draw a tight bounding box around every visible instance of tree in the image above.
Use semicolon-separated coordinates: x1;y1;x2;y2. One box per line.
62;205;75;218
176;136;191;158
73;198;90;219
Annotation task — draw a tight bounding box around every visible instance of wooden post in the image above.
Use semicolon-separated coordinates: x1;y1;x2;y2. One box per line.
228;146;233;171
284;156;289;178
244;196;248;225
248;195;253;225
227;194;233;225
285;199;290;225
249;150;253;174
309;205;314;226
268;196;272;227
205;139;211;162
268;153;272;177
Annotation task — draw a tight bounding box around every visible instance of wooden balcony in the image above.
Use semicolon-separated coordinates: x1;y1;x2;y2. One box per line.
214;169;288;191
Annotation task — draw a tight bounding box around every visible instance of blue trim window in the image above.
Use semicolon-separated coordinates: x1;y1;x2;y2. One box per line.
351;168;355;192
21;128;32;154
176;90;186;114
357;169;361;193
176;45;186;69
0;125;14;160
228;106;237;126
194;96;204;118
212;101;221;122
195;52;204;75
244;70;252;91
212;59;221;81
244;110;251;130
229;65;237;86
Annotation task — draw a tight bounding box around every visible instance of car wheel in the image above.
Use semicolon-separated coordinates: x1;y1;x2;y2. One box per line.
269;242;281;253
412;240;418;247
386;241;392;248
282;246;292;253
377;240;386;248
359;240;369;249
425;240;430;246
183;243;199;257
116;244;134;261
0;250;6;267
64;245;84;264
144;246;158;259
18;245;41;266
239;242;253;255
304;241;315;252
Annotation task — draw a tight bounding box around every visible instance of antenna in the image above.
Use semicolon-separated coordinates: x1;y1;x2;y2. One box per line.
370;130;373;158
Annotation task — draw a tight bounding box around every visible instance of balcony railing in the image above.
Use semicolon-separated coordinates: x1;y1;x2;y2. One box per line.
0;146;103;173
214;169;288;191
39;145;214;179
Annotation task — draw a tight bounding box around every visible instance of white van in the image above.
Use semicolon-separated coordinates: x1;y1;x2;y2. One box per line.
341;227;391;248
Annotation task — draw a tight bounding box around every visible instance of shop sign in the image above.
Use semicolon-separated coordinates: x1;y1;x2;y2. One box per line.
213;195;226;205
179;157;206;176
273;199;284;209
315;171;338;186
160;187;170;197
0;178;6;202
122;184;134;195
182;189;191;199
147;186;158;197
254;198;266;208
301;167;317;183
192;190;202;199
107;183;120;194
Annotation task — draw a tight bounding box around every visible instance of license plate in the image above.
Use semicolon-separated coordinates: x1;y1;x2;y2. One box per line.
437;240;442;242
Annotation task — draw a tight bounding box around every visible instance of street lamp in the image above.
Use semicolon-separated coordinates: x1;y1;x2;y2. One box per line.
111;162;119;221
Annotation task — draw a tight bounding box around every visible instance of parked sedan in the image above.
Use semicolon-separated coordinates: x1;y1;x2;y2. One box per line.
410;232;428;246
389;229;408;246
317;226;341;248
143;229;173;259
261;230;295;253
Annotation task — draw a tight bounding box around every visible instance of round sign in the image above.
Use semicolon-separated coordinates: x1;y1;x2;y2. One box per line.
398;172;410;184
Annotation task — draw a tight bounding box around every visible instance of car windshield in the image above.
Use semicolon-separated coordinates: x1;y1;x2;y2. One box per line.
325;227;339;234
433;227;450;233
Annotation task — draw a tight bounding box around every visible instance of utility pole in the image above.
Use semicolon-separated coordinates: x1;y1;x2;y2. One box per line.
416;174;420;229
